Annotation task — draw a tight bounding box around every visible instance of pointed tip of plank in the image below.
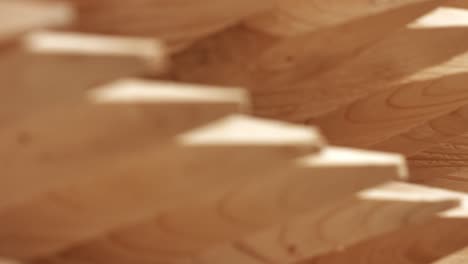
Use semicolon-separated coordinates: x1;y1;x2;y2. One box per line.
358;182;464;208
299;147;405;166
297;147;408;178
88;79;250;107
22;30;165;61
176;114;325;149
408;6;468;29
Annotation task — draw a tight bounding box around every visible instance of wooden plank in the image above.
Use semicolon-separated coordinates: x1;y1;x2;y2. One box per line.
409;135;468;192
310;70;468;147
252;5;468;124
171;0;440;90
191;182;459;264
0;0;73;43
434;247;468;264
244;0;434;36
304;6;468;147
65;0;273;52
0;78;248;212
297;184;468;264
0;115;324;259
0;30;166;126
31;147;407;264
33;182;458;264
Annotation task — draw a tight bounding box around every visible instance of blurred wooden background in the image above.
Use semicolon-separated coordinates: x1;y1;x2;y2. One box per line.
2;0;468;263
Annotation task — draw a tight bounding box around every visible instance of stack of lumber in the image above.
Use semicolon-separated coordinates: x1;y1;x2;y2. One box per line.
2;0;468;263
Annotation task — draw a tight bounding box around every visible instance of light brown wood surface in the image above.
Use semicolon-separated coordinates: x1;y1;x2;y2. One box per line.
244;0;435;36
0;31;166;127
31;147;407;264
1;1;468;264
409;135;468;192
434;247;468;264
372;106;468;156
298;183;468;264
34;182;458;264
171;0;441;94
0;0;73;44
193;182;458;264
253;6;468;124
65;0;274;52
0;114;323;259
0;79;248;213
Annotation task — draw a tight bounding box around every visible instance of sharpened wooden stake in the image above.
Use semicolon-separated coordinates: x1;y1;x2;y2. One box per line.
0;78;248;214
0;115;324;259
297;183;468;264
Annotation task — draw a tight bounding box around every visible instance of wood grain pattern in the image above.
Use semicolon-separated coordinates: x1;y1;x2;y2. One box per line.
33;182;458;264
371;106;468;156
171;0;441;94
0;0;73;44
29;147;405;264
299;184;468;264
310;69;468;147
244;0;433;36
253;6;468;123
65;0;273;52
0;115;323;259
194;182;458;264
0;79;248;214
409;135;468;192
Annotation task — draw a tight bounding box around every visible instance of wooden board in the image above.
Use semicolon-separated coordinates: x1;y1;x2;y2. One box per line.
0;79;248;213
434;247;468;264
244;0;435;36
0;115;324;259
298;183;468;264
171;0;441;92
0;1;467;264
34;182;458;264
